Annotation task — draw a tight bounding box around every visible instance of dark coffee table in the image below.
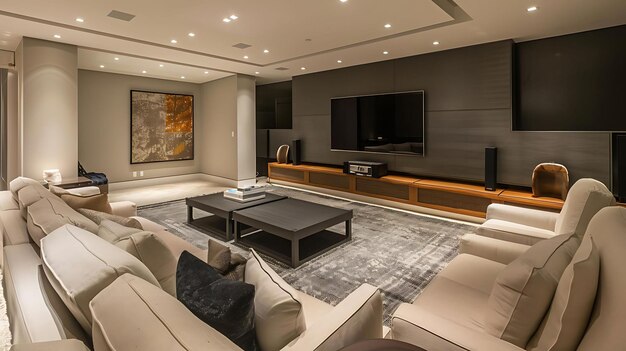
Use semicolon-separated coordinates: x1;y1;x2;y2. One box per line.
186;192;286;240
233;198;353;267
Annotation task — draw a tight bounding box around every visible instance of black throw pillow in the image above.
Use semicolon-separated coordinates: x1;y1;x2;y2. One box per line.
176;251;257;351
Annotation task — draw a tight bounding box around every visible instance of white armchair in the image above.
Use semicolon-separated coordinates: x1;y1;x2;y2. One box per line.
468;178;614;247
391;207;626;351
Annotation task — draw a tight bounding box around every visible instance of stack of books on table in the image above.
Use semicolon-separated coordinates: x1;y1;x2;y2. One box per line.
223;186;266;202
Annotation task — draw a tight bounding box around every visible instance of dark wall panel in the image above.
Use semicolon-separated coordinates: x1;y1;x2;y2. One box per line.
394;41;512;111
291;40;611;187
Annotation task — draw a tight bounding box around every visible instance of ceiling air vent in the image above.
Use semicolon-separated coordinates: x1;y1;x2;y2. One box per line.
275;67;289;71
107;10;136;22
232;43;252;49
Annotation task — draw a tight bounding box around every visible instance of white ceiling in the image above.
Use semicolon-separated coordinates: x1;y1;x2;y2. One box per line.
0;0;625;84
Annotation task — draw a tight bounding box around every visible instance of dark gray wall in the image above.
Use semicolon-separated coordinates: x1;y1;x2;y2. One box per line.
281;40;610;187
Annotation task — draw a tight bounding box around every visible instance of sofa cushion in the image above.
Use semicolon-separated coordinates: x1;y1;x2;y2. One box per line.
17;184;57;219
26;196;98;245
208;239;247;281
177;251;257;351
526;233;599;351
0;190;18;211
411;254;505;331
59;193;112;214
97;220;177;296
245;249;305;351
41;224;159;334
484;233;580;347
0;210;30;246
79;208;142;229
9;177;41;200
90;274;242;351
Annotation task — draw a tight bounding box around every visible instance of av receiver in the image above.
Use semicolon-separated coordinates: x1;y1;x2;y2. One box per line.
343;161;388;178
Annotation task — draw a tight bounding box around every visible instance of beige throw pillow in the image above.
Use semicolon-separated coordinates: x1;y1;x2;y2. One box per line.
17;184;58;219
77;208;142;229
27;196;98;245
60;193;112;214
41;224;159;334
526;234;600;351
9;177;42;200
485;233;580;347
245;249;305;351
98;220;177;296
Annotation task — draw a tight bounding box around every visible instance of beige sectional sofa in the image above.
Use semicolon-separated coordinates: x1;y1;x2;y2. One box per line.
1;177;384;351
391;205;626;350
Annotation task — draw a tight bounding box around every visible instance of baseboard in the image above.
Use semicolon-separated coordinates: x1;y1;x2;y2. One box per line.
109;173;257;191
270;179;484;225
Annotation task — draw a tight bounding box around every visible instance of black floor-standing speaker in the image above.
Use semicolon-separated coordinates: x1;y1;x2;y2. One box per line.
612;134;626;202
292;139;302;165
485;147;497;191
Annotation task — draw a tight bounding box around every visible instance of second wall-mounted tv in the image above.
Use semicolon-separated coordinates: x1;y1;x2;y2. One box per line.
331;91;425;156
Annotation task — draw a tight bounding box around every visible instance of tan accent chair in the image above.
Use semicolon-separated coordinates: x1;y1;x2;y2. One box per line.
276;144;290;164
391;206;626;350
532;163;569;200
466;178;615;249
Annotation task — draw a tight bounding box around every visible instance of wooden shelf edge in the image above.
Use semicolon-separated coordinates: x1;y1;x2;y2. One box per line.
267;163;563;217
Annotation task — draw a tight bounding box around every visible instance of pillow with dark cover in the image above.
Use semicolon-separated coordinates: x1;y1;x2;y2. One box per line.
177;251;257;351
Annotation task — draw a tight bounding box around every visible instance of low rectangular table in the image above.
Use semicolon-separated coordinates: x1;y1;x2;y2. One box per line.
186;192;286;240
233;198;353;267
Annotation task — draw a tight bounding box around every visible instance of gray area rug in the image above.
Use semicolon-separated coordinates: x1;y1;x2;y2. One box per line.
137;185;476;324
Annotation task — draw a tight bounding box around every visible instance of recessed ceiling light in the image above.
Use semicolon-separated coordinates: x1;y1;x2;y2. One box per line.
159;64;164;68
255;71;260;75
340;0;348;2
243;55;249;59
223;18;231;23
170;39;177;44
230;15;238;20
53;34;61;39
204;71;209;74
114;57;119;61
527;6;538;12
300;67;306;70
263;49;269;53
188;32;195;37
383;51;389;55
180;76;185;79
142;70;147;74
433;41;440;45
99;65;105;68
75;18;84;23
337;60;342;63
384;24;391;29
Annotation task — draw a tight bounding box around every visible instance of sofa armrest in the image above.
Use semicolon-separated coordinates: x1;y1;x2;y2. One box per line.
476;219;554;246
391;303;525;351
486;203;559;231
109;201;137;217
459;234;531;264
282;284;383;351
64;186;101;197
10;340;90;351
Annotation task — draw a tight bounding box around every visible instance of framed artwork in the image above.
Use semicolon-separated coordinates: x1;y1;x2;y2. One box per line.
130;90;194;164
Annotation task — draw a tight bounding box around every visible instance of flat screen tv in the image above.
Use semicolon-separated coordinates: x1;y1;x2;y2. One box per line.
331;91;424;156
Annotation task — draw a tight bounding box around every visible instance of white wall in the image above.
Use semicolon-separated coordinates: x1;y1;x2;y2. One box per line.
6;70;18;183
199;75;256;184
236;75;256;181
199;76;238;180
78;70;201;182
20;38;78;179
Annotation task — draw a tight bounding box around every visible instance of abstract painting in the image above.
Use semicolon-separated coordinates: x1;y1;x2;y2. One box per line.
131;90;194;164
